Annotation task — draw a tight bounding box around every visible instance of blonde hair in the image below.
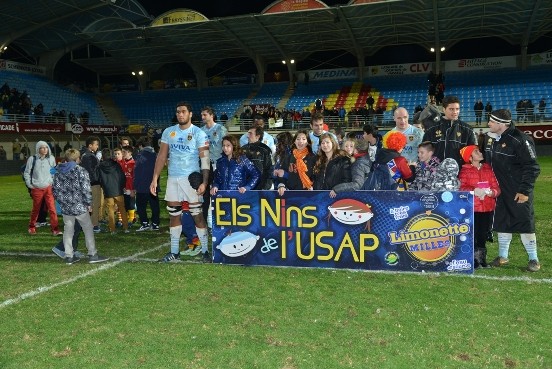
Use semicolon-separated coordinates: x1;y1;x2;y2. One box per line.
64;148;80;162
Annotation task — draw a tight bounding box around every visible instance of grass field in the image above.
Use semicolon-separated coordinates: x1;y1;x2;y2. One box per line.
1;159;551;369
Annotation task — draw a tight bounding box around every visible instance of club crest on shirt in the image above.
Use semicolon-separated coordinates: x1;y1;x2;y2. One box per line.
187;133;192;141
170;131;177;138
456;132;461;137
408;135;414;142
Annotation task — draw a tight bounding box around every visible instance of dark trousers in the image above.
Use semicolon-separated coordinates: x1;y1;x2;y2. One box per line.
135;192;160;225
474;211;493;266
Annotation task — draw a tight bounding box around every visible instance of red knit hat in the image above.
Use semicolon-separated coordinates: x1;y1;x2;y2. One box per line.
460;145;478;163
382;131;407;151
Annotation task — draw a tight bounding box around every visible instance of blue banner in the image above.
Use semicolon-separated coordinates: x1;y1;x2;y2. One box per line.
212;190;474;274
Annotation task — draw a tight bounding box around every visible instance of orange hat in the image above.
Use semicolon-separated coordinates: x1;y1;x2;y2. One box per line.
460;145;478;163
382;131;407;151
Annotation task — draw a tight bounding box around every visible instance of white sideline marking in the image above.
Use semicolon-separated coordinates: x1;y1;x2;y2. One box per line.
0;243;167;309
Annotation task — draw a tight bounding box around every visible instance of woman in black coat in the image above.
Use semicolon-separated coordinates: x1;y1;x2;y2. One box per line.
312;133;352;197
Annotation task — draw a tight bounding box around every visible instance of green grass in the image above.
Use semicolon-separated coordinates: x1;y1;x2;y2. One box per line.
1;161;552;369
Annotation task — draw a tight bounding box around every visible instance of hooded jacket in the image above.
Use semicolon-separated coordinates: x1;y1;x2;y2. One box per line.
23;140;56;189
97;159;126;197
53;161;91;216
459;162;500;213
213;155;260;191
133;146;157;193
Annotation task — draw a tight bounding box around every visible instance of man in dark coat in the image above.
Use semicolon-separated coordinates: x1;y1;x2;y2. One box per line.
484;109;541;272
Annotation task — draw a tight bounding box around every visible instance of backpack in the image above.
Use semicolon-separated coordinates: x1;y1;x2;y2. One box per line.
361;161;398;190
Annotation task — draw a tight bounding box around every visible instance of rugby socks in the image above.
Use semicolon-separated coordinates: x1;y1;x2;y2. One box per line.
196;227;209;253
497;232;512;259
520;233;538;261
169;225;182;255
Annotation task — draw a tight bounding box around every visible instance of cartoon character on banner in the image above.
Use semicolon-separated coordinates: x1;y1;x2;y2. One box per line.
327;199;374;231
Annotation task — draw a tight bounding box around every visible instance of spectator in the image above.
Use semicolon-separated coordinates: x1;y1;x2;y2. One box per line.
98;148;129;235
0;145;6;160
134;136;160;232
79;136;102;233
275;130;316;195
21;143;31;160
211;135;260;195
408;141;440;191
484;102;493;122
309;112;336;154
312;133;352;198
422;95;476;168
242;126;273;190
458;145;500;268
474;99;484;125
484;109;541;272
23;141;61;236
52;149;108;265
538;98;546;122
332;139;372;193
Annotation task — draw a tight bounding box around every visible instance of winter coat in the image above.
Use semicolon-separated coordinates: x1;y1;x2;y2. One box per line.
97;159;126;198
422;117;476;168
484;126;540;233
409;156;441;191
459;163;500;213
23;140;56;189
277;151;317;190
133;146;157;194
213;155;260;191
53;161;91;216
313;155;352;190
242;141;273;190
80;148;100;185
430;158;460;191
333;153;372;192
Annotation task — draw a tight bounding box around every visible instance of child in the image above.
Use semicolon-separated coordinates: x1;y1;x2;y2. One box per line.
430;158;460;191
409;141;441;191
121;145;136;224
52;149;108;264
365;131;414;191
133;136;160;232
458;145;500;268
211;135;260;195
342;138;358;158
274;129;317;195
97;148;129;234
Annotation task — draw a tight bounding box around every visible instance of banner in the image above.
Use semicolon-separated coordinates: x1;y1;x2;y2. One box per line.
212;190;474;273
0;59;46;75
529;52;552;66
367;62;434;76
519;124;552;143
444;56;516;71
0;122;64;134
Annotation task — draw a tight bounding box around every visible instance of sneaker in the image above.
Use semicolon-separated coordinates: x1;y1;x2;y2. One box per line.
52;230;63;236
183;244;202;256
89;254;109;264
136;223;151;232
52;247;65;259
491;256;509;267
123;229;130;234
36;222;49;228
74;251;85;258
116;221;123;228
160;252;180;263
202;251;212;263
28;228;36;235
93;226;101;233
527;259;541;272
151;223;160;231
65;255;81;265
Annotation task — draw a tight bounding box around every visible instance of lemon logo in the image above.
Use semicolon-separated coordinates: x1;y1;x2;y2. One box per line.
389;213;469;263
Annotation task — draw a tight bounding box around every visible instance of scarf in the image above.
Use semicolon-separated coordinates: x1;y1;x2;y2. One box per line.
293;147;313;189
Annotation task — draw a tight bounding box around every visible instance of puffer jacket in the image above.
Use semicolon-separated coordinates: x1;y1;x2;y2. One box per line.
53;161;91;216
333;153;372;192
409;156;441;191
313;155;352;190
97;159;126;198
458;163;501;213
213;155;260;191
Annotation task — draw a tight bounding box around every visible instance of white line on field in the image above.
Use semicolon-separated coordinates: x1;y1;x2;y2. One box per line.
0;243;168;309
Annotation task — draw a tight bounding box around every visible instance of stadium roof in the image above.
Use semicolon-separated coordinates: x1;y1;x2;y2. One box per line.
1;0;551;76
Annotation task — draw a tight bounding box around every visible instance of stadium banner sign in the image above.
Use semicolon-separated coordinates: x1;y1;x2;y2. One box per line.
0;122;64;134
367;62;434;76
212;190;474;274
445;56;516;71
305;68;358;81
519;124;552;143
0;59;46;75
529;52;552;66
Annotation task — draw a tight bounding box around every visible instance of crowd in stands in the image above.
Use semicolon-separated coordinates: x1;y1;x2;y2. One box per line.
0;82;90;124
